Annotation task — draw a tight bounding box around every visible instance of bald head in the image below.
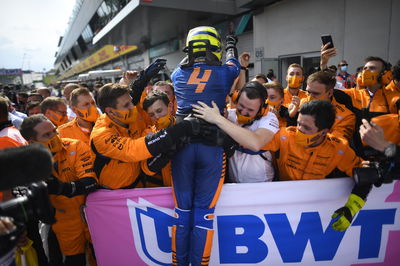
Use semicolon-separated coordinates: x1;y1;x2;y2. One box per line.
63;83;80;102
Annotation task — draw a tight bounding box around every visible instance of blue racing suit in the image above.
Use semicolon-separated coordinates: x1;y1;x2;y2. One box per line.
171;58;240;265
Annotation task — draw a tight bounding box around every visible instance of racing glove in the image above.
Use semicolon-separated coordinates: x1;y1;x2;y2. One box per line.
331;193;365;231
146;153;170;174
225;35;238;60
145;118;200;156
131;59;167;105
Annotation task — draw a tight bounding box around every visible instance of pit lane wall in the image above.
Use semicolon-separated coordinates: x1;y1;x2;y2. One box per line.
85;178;400;266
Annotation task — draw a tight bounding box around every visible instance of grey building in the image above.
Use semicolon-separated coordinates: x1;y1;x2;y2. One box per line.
54;0;399;85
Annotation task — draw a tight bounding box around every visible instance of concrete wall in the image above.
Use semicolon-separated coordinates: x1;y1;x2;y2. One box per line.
253;0;399;75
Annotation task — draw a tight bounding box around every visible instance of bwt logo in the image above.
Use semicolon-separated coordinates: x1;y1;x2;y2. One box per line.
127;198;396;265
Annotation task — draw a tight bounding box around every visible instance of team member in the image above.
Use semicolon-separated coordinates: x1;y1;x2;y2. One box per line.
264;81;297;128
0;96;27;148
171;26;240;265
193;81;279;183
332;111;400;232
343;57;398;116
140;90;176;187
386;60;400;94
63;83;80;119
20;114;98;266
37;87;52;99
298;71;356;141
265;100;361;180
58;88;99;144
27;93;44;104
283;63;307;108
26;101;41;116
40;96;69;127
343;57;399;155
153;81;177;114
198;100;362;180
252;73;269;84
90;82;202;190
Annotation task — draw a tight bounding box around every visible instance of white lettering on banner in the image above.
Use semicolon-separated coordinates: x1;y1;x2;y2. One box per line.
87;179;400;265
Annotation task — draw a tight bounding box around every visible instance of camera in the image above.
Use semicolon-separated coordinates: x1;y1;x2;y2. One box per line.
353;158;398;187
0;181;55;257
0;144;55;258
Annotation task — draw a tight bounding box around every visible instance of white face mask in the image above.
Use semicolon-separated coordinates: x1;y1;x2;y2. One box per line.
340;66;348;72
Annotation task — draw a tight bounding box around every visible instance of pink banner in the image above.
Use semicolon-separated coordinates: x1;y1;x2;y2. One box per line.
85;180;400;266
85;188;174;266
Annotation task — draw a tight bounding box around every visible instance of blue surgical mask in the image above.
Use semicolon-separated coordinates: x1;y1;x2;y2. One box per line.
340;66;348;72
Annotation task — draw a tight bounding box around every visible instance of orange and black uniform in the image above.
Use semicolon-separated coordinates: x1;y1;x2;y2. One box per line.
58;118;91;144
140;126;173;187
51;138;96;256
140;156;172;187
371;114;400;145
90;113;151;189
90;108;198;190
0;121;27;149
262;127;362;180
386;80;400;94
343;86;400;156
283;88;307;107
300;96;356;141
343;86;400;118
274;105;297;128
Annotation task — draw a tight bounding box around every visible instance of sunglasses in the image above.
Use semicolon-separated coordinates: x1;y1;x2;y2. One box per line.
339;64;348;67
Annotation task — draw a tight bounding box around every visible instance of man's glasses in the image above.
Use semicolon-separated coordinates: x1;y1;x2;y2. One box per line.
339;64;348;67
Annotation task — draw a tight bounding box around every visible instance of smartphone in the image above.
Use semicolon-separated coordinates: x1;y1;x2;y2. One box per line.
321;35;334;49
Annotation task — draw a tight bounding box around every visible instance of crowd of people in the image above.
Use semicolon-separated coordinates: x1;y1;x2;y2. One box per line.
1;25;400;265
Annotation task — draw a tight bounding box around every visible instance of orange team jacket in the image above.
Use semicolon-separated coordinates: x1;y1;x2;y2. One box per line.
0;124;28;149
51;138;96;255
371;114;400;145
90;113;152;189
0;124;27;201
283;88;307;107
343;86;400;115
299;97;356;141
140;126;172;187
386;80;400;93
262;127;362;180
57;118;91;145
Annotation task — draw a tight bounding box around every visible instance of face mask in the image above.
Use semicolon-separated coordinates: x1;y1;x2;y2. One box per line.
236;109;255;125
287;75;303;89
340;66;348;72
47;110;68;127
110;107;137;124
266;99;281;110
295;129;322;147
361;70;379;87
75;105;99;122
40;134;63;153
155;114;175;130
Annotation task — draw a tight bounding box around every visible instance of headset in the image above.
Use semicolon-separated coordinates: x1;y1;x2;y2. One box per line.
230;81;268;118
378;60;392;86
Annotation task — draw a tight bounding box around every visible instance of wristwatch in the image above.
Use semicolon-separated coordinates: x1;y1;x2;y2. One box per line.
384;143;396;158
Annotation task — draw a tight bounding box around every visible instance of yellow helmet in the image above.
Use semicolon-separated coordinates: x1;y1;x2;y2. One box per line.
185;26;222;61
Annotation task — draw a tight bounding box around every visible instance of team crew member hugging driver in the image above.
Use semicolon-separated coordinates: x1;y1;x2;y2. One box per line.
89;60;205;190
193;81;279;183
